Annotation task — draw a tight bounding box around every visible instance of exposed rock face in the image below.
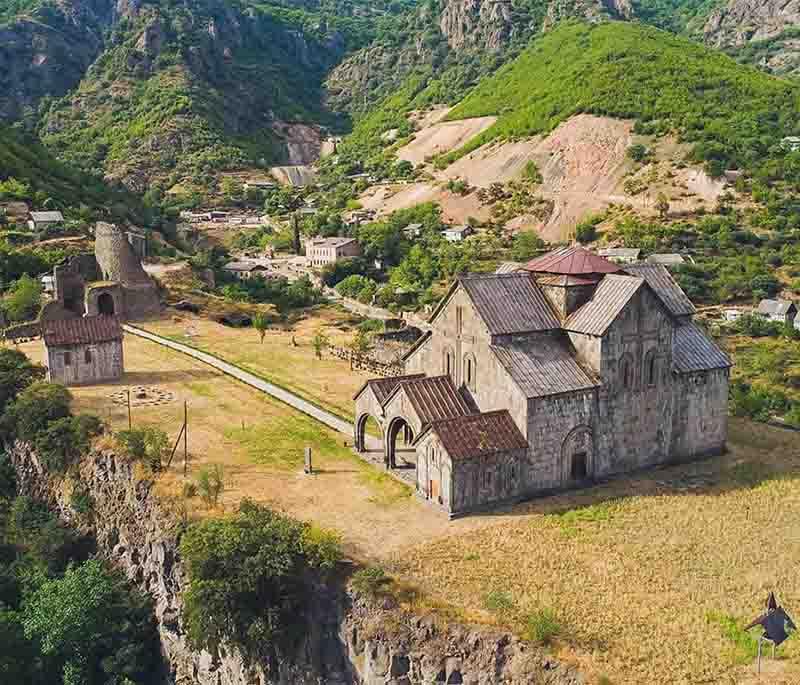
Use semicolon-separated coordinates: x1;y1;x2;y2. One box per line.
704;0;800;47
438;0;514;51
10;443;584;685
0;0;118;120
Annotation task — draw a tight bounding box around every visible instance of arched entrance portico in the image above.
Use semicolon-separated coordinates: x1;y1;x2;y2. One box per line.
386;416;415;470
355;413;383;453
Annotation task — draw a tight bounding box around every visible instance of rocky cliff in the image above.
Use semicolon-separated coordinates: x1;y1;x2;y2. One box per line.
703;0;800;75
10;442;584;685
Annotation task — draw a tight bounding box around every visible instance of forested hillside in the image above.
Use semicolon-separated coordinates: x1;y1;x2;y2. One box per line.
443;21;800;176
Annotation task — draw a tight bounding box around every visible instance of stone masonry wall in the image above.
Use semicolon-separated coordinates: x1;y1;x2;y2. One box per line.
9;444;585;685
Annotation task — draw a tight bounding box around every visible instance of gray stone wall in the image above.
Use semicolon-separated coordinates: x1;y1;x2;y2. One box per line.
46;339;123;386
526;391;597;489
670;369;729;460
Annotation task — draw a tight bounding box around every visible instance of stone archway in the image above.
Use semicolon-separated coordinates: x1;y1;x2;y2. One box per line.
98;292;115;316
560;425;595;484
386;416;415;470
355;413;382;453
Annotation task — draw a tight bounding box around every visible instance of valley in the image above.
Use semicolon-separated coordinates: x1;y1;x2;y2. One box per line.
3;1;800;684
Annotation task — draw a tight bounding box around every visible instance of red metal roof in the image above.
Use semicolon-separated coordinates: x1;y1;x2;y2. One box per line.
43;315;122;347
526;246;622;276
427;410;528;461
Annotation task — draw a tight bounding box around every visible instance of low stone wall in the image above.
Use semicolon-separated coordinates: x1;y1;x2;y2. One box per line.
3;320;41;340
328;346;404;377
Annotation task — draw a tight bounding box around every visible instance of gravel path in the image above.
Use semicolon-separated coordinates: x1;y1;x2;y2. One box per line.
124;325;354;433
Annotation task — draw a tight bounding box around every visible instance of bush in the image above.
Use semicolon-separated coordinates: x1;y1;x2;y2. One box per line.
116;427;169;471
350;567;390;597
0;348;46;415
525;608;562;645
522;160;543;184
2;274;42;323
1;382;71;445
627;144;649;163
733;313;781;338
196;464;224;508
180;499;342;658
484;589;516;615
34;416;95;474
70;483;93;515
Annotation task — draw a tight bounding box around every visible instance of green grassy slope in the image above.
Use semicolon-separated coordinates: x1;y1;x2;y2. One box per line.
0;126;142;219
443;21;800;174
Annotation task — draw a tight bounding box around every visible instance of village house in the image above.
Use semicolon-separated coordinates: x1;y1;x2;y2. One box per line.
223;261;271;281
443;225;473;242
598;247;642;264
27;210;64;233
757;299;797;327
647;253;686;266
43;315;123;386
306;237;362;267
355;246;731;517
403;223;423;239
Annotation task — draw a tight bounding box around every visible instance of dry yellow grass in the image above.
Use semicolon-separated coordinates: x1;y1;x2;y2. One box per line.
141;306;367;420
15;328;800;683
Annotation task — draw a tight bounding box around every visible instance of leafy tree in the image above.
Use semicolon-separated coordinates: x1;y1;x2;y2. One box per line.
253;311;270;344
196;464;224;509
319;257;370;287
2;274;42;322
510;232;545;261
1;382;71;445
34;415;102;474
656;193;670;220
180;499;341;659
311;329;329;359
0;348;46;416
348;329;373;356
22;558;160;685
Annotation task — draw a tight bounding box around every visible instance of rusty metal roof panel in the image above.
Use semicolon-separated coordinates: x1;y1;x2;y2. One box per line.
43;315;122;347
460;273;560;335
354;374;425;403
428;410;528;461
491;336;600;399
564;275;644;336
400;375;473;426
526;246;621;276
624;263;696;317
673;323;731;373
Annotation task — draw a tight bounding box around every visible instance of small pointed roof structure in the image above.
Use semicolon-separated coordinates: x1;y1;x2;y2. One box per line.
525;246;622;277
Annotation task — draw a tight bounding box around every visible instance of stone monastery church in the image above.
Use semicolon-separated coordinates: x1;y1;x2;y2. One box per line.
354;246;731;517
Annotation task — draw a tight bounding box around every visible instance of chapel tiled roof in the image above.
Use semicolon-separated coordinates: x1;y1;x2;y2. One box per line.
672;323;732;374
393;375;473;426
491;336;599;399
426;410;528;461
460;273;560;335
526;245;621;276
564;275;644;336
354;374;425;403
624;263;695;317
43;315;122;347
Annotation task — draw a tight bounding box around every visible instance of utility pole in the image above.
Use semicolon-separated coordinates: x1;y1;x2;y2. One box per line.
127;389;132;430
183;401;188;478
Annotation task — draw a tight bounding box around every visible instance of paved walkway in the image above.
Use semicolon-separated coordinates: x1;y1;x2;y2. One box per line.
122;325;393;455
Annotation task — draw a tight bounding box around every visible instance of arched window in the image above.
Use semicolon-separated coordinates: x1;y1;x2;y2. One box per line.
620;354;632;388
463;353;476;391
84;349;92;364
645;350;658;386
443;347;454;377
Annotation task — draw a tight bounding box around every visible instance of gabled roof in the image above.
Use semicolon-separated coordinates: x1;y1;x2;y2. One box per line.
491;336;600;399
353;374;425;403
458;273;560;335
223;261;268;272
526;245;621;276
647;253;685;265
597;247;641;259
421;410;528;461
29;211;64;223
624;263;696;318
758;299;797;317
384;375;473;426
564;275;644;336
673;323;731;374
495;261;523;275
43;315;122;347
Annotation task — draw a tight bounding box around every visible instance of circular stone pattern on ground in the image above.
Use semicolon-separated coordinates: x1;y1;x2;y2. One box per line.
109;386;175;407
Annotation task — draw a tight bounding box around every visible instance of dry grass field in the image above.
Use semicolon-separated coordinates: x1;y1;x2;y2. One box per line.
140;306;367;420
15;326;800;684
